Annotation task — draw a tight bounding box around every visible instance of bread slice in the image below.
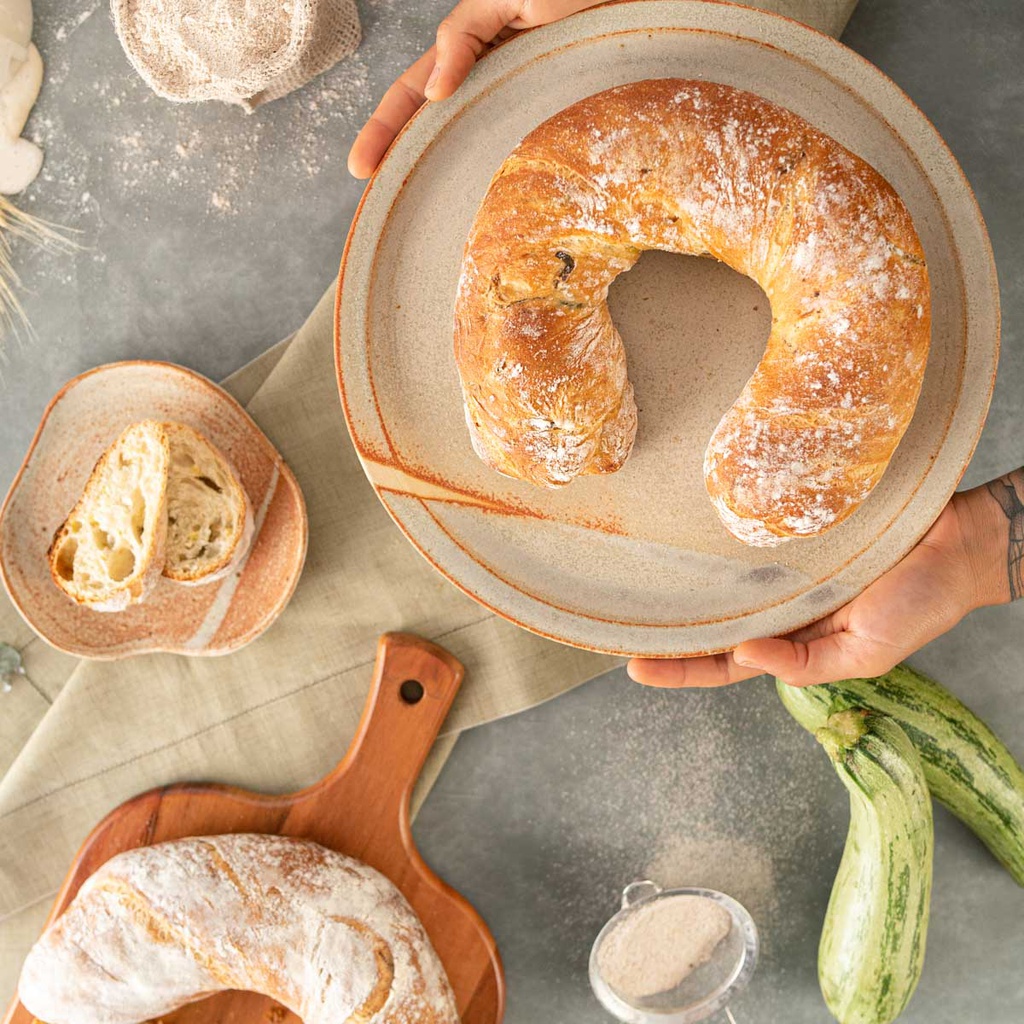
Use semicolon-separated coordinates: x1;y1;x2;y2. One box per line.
162;423;253;585
48;422;171;612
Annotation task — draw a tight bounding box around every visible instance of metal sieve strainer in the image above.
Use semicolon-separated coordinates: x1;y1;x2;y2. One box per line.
589;881;758;1023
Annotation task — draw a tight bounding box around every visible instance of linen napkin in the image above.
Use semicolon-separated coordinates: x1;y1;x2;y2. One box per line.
0;0;858;999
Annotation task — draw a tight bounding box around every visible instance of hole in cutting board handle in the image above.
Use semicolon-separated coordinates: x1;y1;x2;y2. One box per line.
400;679;425;704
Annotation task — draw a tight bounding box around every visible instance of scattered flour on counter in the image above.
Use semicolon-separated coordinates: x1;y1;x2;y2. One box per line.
208;190;233;213
54;2;101;43
536;680;832;971
645;833;778;931
99;55;371;215
20;1;374;222
5;0;411;316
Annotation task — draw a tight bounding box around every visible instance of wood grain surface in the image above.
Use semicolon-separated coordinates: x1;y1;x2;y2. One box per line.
2;632;505;1024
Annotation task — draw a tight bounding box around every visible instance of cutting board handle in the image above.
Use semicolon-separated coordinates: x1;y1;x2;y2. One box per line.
285;632;465;855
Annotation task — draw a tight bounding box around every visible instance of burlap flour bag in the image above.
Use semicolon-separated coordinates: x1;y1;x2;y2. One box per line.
111;0;361;110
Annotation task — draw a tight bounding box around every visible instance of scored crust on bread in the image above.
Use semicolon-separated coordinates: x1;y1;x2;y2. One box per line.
162;422;254;585
454;79;931;545
18;834;460;1024
47;421;170;612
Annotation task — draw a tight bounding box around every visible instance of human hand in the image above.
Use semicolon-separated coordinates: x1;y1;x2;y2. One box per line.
627;476;1019;689
348;0;601;179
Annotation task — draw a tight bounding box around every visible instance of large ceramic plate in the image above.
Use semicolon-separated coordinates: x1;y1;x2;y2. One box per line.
1;362;308;658
336;0;998;657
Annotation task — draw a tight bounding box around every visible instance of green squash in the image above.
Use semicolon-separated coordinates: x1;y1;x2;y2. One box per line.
816;709;933;1024
777;664;1024;884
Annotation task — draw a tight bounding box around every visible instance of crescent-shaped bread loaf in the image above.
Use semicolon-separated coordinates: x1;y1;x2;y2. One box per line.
18;834;459;1024
454;79;931;546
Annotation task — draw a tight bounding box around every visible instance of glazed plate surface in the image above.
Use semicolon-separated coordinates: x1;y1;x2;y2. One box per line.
1;362;307;658
336;0;998;656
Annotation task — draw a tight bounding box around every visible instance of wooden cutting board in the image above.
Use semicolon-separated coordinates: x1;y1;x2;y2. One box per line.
3;632;505;1024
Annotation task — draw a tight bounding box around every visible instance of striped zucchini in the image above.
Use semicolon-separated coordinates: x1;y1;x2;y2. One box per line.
817;709;933;1024
776;664;1024;885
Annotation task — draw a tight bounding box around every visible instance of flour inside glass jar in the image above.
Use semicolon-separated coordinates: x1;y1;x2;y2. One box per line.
597;894;733;1004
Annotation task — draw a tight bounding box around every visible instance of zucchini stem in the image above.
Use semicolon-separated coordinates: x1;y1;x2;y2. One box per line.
816;709;871;760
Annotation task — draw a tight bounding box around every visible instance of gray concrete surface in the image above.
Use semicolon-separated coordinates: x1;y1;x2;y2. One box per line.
3;1;1023;1022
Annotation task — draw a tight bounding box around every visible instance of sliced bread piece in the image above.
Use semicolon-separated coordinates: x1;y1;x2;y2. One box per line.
48;421;171;612
162;422;253;585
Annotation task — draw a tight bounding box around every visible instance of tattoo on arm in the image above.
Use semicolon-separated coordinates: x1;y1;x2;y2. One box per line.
986;470;1024;601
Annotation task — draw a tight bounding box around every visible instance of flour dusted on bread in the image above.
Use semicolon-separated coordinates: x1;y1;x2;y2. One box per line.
163;422;253;585
18;834;460;1024
47;421;170;611
454;80;931;545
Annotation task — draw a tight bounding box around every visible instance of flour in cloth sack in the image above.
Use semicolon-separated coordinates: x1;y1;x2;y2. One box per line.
111;0;361;110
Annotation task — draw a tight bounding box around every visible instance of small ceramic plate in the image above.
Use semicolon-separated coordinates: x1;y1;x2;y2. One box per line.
0;362;307;658
336;0;998;657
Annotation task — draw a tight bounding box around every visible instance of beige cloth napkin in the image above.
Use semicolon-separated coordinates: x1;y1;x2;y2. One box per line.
0;0;857;999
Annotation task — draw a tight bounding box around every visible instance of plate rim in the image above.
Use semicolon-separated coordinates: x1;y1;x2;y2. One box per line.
0;359;309;660
335;0;999;657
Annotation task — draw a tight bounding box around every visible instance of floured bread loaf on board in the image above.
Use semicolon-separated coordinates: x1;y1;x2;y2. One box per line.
18;834;460;1024
454;79;931;546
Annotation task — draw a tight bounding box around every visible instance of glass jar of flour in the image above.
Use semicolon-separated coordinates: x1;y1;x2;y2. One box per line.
589;881;758;1024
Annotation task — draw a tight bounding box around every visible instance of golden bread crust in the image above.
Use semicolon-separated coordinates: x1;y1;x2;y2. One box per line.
454;79;930;545
19;834;459;1024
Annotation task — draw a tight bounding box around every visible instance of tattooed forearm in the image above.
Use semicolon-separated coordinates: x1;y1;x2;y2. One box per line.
986;470;1024;601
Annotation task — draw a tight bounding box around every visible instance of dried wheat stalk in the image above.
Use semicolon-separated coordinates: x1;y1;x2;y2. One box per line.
0;193;75;344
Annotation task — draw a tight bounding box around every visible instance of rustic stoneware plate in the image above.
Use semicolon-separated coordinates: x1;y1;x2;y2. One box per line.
336;0;998;657
0;362;308;658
